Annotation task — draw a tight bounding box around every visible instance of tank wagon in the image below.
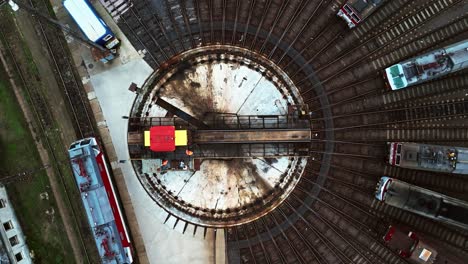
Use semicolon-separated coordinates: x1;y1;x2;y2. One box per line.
384;39;468;90
337;0;384;28
388;142;468;174
375;176;468;231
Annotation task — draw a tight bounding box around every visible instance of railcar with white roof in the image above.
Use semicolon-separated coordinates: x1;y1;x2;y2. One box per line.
63;0;120;50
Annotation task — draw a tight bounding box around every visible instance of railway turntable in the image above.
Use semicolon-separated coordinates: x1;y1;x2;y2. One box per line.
128;101;311;160
125;46;313;227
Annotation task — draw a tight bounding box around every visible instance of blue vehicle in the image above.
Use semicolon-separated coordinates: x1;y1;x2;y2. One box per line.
63;0;120;50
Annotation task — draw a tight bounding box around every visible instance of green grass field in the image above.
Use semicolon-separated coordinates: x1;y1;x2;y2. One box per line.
0;66;75;264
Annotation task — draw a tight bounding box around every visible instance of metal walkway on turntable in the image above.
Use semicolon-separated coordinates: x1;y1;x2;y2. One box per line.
192;129;311;144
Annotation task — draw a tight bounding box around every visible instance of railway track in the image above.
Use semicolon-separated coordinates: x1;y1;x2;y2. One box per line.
301;12;468;105
310;99;468;131
109;0;468;263
0;18;95;264
0;0;108;261
28;0;96;138
314;0;462;70
352;0;414;39
301;8;468;111
370;199;468;250
328;70;468;116
309;12;468;113
28;0;105;256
